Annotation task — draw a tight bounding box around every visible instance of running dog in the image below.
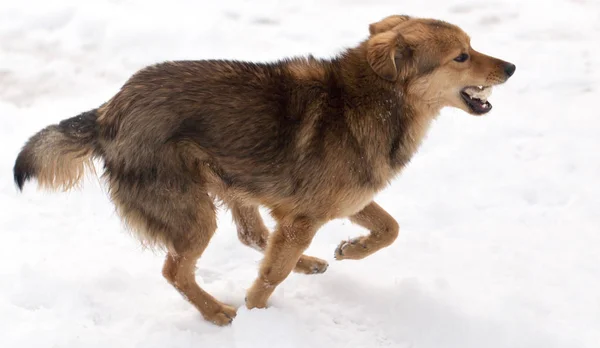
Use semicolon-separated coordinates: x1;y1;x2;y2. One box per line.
14;15;515;325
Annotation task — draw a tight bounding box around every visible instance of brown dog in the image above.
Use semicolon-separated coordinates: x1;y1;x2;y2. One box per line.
13;15;515;325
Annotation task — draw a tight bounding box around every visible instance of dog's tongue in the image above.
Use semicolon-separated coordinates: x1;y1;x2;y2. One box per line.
470;98;491;112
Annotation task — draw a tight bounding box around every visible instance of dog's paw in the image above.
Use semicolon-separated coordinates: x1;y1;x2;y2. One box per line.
206;303;237;326
334;237;368;260
294;255;329;274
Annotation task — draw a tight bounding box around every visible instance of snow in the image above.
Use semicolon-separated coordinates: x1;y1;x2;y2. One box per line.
1;0;599;347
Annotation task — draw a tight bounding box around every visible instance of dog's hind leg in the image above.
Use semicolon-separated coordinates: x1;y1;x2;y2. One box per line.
230;203;269;251
334;201;399;260
161;195;236;326
162;251;236;326
231;203;328;274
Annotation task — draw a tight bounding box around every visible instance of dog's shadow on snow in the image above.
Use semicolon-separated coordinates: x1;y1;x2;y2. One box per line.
295;273;580;348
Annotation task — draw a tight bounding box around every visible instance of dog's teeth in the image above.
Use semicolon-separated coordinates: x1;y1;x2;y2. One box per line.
464;86;492;100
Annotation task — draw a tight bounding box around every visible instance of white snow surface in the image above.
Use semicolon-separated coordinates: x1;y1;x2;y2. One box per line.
1;0;599;347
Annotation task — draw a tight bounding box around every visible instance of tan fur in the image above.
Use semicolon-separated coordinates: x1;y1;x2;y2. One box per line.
369;15;410;36
335;202;400;260
286;56;327;81
34;149;94;191
246;216;323;308
14;15;515;326
231;203;329;274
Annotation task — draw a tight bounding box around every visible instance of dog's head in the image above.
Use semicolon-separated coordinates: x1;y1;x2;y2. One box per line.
366;15;515;115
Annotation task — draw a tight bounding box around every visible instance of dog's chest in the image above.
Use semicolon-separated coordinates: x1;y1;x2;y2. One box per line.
390;104;437;168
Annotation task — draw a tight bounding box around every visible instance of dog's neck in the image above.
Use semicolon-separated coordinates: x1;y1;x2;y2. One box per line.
333;46;441;175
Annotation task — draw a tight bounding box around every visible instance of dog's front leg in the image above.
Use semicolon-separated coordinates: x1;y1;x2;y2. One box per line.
335;202;399;260
245;216;321;309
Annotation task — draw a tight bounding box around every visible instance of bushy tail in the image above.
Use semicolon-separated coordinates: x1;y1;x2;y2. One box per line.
14;108;100;191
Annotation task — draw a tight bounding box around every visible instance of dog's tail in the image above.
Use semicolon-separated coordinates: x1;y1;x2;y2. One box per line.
14;108;101;191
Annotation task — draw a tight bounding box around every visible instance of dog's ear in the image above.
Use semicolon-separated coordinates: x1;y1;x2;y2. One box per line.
367;30;411;81
369;15;410;36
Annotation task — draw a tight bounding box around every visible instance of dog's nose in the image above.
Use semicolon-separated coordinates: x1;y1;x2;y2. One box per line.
504;63;516;78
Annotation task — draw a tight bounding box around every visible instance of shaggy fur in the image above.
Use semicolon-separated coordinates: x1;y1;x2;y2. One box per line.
13;15;515;325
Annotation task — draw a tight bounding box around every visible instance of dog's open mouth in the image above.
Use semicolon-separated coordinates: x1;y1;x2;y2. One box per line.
460;86;492;115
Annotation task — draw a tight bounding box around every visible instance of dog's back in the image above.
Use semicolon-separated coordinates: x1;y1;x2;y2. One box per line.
106;60;318;195
97;59;388;216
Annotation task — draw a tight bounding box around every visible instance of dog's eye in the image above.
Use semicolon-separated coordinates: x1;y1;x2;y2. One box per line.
454;53;469;63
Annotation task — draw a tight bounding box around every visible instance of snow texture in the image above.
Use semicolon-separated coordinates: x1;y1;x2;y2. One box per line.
1;0;599;347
